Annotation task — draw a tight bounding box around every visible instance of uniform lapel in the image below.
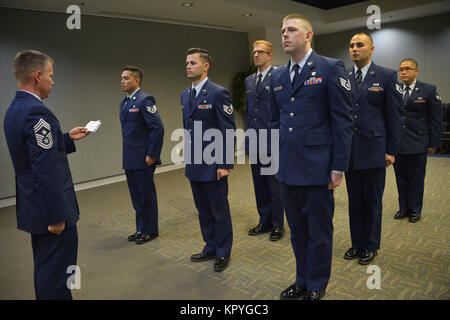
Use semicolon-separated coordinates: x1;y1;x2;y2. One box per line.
123;89;141;121
249;73;257;96
279;62;292;94
120;96;128;122
292;51;318;95
354;63;375;101
256;66;273;98
406;80;421;105
348;69;357;98
188;79;210;119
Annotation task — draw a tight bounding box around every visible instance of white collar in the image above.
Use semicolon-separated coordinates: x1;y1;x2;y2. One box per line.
191;77;208;97
256;65;272;81
354;61;372;80
290;48;313;72
403;79;417;92
127;87;140;99
18;90;42;101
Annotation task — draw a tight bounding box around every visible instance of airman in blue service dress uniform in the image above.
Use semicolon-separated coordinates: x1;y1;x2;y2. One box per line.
273;15;353;300
245;40;284;241
4;50;90;299
394;58;443;223
344;33;403;265
120;66;164;244
181;48;236;272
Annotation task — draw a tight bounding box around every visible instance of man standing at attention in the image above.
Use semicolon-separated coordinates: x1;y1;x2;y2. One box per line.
343;33;403;265
271;15;354;300
4;50;90;299
245;40;285;241
120;66;164;245
393;58;442;223
181;48;236;272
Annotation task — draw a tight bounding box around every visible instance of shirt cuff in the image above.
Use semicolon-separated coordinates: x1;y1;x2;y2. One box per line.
332;170;344;175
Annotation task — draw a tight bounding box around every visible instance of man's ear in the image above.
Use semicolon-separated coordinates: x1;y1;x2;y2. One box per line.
33;69;41;84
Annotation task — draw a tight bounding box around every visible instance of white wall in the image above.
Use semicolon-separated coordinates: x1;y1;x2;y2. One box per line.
0;8;250;199
314;13;450;101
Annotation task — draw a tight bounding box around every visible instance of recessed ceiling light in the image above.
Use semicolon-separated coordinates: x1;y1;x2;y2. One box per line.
243;13;252;17
182;3;194;7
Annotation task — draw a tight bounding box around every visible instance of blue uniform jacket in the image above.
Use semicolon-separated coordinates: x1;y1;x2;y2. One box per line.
245;67;274;155
119;89;164;170
4;91;79;234
270;51;354;186
347;63;403;169
181;79;236;182
398;80;442;154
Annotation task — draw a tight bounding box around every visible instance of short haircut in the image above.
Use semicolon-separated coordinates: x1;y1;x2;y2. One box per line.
123;66;143;83
253;40;274;54
282;14;313;32
13;50;53;83
351;32;373;45
400;58;418;68
186;47;212;65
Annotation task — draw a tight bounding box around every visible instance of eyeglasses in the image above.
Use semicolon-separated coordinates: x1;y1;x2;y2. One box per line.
253;50;268;55
398;67;416;72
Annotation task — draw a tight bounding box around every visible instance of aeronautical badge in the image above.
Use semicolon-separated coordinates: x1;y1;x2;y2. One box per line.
340;77;351;91
395;84;403;94
223;104;233;115
34;118;53;149
146;104;157;113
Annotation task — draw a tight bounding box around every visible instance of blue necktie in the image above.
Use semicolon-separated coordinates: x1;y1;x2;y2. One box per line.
122;96;130;110
403;86;410;105
291;64;300;90
189;88;197;110
355;69;362;91
256;74;262;92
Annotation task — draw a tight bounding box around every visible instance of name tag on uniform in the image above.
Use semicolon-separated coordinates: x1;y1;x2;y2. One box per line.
304;77;322;86
274;86;282;92
246;89;252;94
197;104;212;110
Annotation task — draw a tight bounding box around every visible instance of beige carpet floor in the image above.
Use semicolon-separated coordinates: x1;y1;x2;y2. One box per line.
0;157;449;300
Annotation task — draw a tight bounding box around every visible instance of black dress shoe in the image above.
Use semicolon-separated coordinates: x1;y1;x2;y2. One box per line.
408;212;421;223
190;252;216;262
270;227;284;241
358;250;377;265
213;257;230;272
280;283;307;300
394;210;409;219
127;232;141;242
135;233;158;244
304;290;326;300
343;247;362;260
248;224;271;235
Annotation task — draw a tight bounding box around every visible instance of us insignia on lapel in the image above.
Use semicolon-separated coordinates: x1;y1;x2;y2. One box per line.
146;105;157;113
395;84;403;94
34;118;53;149
223;104;233;115
340;77;351;91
